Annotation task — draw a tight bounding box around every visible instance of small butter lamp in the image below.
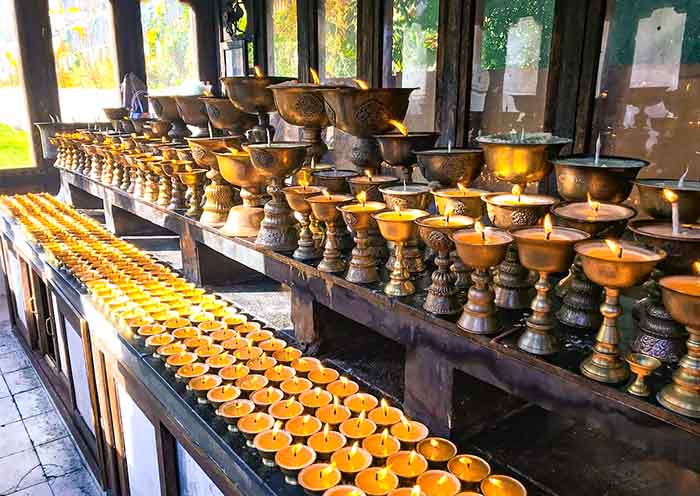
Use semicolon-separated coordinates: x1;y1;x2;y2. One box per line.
251;386;285;411
265;364;296;385
625;353;662;397
388;486;426;496
576;239;665;383
417;438;457;470
386;450;428;485
452;222;513;334
283;177;324;261
207;383;241;408
331;442;374;483
373;207;430;296
276;443;317;485
216;398;254;432
237;411;275;447
327;377;360;399
300;387;334;412
286;414;323;443
299;463;343;496
275;346;303;364
218;363;250;384
416;470;461;496
187;374;222;404
176;169;207;219
511;215;590;355
362;429;401;464
368;399;403;427
447;455;491;488
390;416;429;449
323;485;367;496
254;421;292;467
338;192;386;284
236;373;269;397
416;211;474;315
281;376;314;396
269;395;305;421
308;424;348;461
316;396;352;427
340;411;378;442
309;366;341;386
293;356;323;377
344;393;379;415
308;191;354;273
355;467;399;496
480;475;527;496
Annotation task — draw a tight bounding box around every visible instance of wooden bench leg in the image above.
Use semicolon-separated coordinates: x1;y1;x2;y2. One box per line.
62;181;103;209
103;198;171;237
290;286;321;347
404;345;454;437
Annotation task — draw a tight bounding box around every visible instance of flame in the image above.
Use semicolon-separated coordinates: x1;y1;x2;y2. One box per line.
381;399;389;415
512;184;522;201
388;119;409;136
298;170;311;188
376;467;389;481
437;474;449;486
457;182;468;193
400;415;411;431
693;260;700;275
223;384;232;394
459;456;469;464
489;477;505;488
292;443;304;456
349;442;359;458
333;395;340;408
587;192;600;213
340;376;348;386
357;410;366;427
274;365;282;374
365;169;373;181
475;220;485;241
321;463;336;477
310;68;321;85
411;486;421;496
253;65;264;78
315;387;322;399
353;79;369;90
356;190;367;206
272;420;282;438
381;429;389;444
394;204;402;214
322;188;332;199
254;412;262;423
286;396;296;408
302;414;310;425
605;239;623;258
323;423;330;440
663;188;679;203
543;214;553;240
430;438;439;448
408;450;417;465
444;205;455;224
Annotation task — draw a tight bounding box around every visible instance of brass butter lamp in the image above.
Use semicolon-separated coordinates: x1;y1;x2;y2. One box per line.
174;96;211;138
576;240;666;383
338;193;386;284
374;129;439;183
177;169;207;219
511;215;590;355
200;96;257;136
657;274;700;417
307;192;353;273
148;95;190;141
282;179;324;261
625;353;661;397
453;223;513;334
416;147;484;189
373;208;430;297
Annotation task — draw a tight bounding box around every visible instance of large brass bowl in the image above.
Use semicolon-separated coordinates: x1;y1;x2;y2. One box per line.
373;209;428;243
482;193;557;229
269;83;335;128
214;151;267;192
416;149;484;187
221;76;295;114
628;219;700;275
551;202;636;238
147;96;179;121
659;275;700;328
374;133;440;167
634;179;700;222
575;240;666;289
282;186;324;215
554;155;648;203
319;87;416;137
477;133;571;185
175;96;210;128
200;97;257;134
511;226;589;273
244;142;309;179
186;136;244;168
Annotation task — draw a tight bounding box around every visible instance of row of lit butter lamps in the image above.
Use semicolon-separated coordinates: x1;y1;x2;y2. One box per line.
0;193;528;496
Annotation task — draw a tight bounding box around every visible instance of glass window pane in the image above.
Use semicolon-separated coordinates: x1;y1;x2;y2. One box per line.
0;0;34;169
176;442;224;496
318;0;357;82
469;0;556;140
141;0;199;93
49;0;121;122
594;1;699;184
266;0;298;77
384;0;440;131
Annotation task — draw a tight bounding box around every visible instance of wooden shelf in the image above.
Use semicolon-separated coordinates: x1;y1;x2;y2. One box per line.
57;169;699;466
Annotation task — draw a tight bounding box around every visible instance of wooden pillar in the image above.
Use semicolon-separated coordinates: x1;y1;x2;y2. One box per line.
290;286;321;346
357;0;384;86
251;0;269;73
110;0;147;85
297;0;319;81
188;0;222;93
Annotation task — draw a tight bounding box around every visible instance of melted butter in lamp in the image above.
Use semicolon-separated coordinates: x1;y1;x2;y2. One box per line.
662;275;700;297
316;397;352;426
362;429;401;460
221;336;251;351
219;363;249;382
183;336;213;350
144;333;174;348
578;240;658;263
368;400;403;427
344;393;379;414
292;356;322;375
235;373;269;394
188;374;221;392
331;443;373;475
300;387;334;410
234;345;263;361
248;329;274;343
247;354;277;372
308;424;347;457
207;384;241;404
327;377;360;398
480;475;527;496
298;463;342;493
254;422;292;457
265;364;296;383
281;376;313;395
251;386;284;409
268;396;305;420
216;398;254;421
222;313;247;328
554;201;635;222
417;438;457;464
417;470;461;496
390;418;429;445
166;351;197;368
355;467;399;496
273;346;303;364
237;411;275;437
386;451;428;480
447;455;490;484
375;210;426;222
209;328;236;342
275;443;316;471
323;484;368;496
387;486;427;496
339;412;377;440
176;363;207;381
285;414;322;438
235;322;262;335
156;342;186;358
260;337;287;353
172;326;200;340
309;366;340;385
195;343;224;359
420;215;473;230
206;352;235;369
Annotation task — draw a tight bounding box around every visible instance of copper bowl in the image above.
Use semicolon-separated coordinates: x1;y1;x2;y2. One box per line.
554;155;648;203
269;83;338;128
174;96;210;128
221;76;295;114
628;219;700;275
634;179;700;222
416;148;485;187
200;96;257;133
374;132;440;167
147;96;179;121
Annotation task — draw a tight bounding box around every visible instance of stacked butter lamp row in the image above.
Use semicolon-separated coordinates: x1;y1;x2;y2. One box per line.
0;193;528;496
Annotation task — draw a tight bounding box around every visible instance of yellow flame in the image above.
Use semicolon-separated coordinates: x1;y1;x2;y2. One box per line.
411;485;421;496
302;414;310;425
315;387;322;399
437;474;449;486
292;443;304;456
444;205;455;224
323;423;330;440
376;467;389;481
272;420;282;437
489;477;505;488
255;412;262;423
408;450;417;465
394;204;402;214
353;79;369;90
298;170;311;188
543;214;553;239
388;119;409;136
349;442;359;457
286;396;296;408
381;398;389;415
267;386;275;398
357;410;366;426
475;220;485;241
340;376;348;385
381;429;389;444
605;239;623;258
693;260;700;275
322;188;332;199
457;182;468;193
401;416;410;430
430;438;439;447
310;68;321;85
356;190;367;206
365;169;373;181
663;188;679;203
321;463;336;476
587;192;600;213
459;456;469;464
512;184;522;201
253;65;264;78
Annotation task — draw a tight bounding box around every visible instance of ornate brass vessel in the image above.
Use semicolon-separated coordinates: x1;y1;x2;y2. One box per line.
554;155;648;203
625;353;661;397
175;96;211;138
147;95;190;141
177;169;207;218
375;132;439;183
283;185;324;261
161;160;191;211
200;96;257;135
339;201;386;284
416;148;485;189
308;193;353;273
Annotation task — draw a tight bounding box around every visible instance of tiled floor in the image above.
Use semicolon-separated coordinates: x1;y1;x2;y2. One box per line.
0;302;103;496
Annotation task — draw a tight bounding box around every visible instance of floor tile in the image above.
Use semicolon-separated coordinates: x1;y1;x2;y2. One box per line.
7;481;52;496
0;396;21;426
48;469;102;496
0;376;9;399
23;414;68;447
14;388;53;420
36;437;83;478
0;420;32;458
0;334;22;356
0;350;30;374
0;449;46;495
3;369;40;396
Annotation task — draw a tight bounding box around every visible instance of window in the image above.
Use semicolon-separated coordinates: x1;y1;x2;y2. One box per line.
593;0;700;182
0;0;34;169
49;0;121;122
266;0;298;77
384;0;440;132
469;0;556;140
141;0;199;93
318;0;358;82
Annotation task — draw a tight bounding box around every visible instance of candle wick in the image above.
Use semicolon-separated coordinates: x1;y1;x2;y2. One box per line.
618;247;623;259
545;231;551;241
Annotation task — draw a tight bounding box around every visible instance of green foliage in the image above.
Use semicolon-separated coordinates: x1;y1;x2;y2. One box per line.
322;0;358;78
479;0;555;71
270;0;299;77
0;123;33;169
391;0;439;75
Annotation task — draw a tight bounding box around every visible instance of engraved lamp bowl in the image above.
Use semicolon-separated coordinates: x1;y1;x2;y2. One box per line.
215;151;267;192
221;76;295;114
554;155;648;203
244;143;310;179
186;136;244;169
147;96;180;121
174;96;210;128
512;227;590;274
575;240;666;289
200;97;257;134
416;149;485;187
269;83;337;128
374;132;440;167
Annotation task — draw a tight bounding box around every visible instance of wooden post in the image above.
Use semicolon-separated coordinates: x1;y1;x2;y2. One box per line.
357;0;384;86
297;0;319;81
103;197;171;237
290;286;320;346
110;0;147;86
